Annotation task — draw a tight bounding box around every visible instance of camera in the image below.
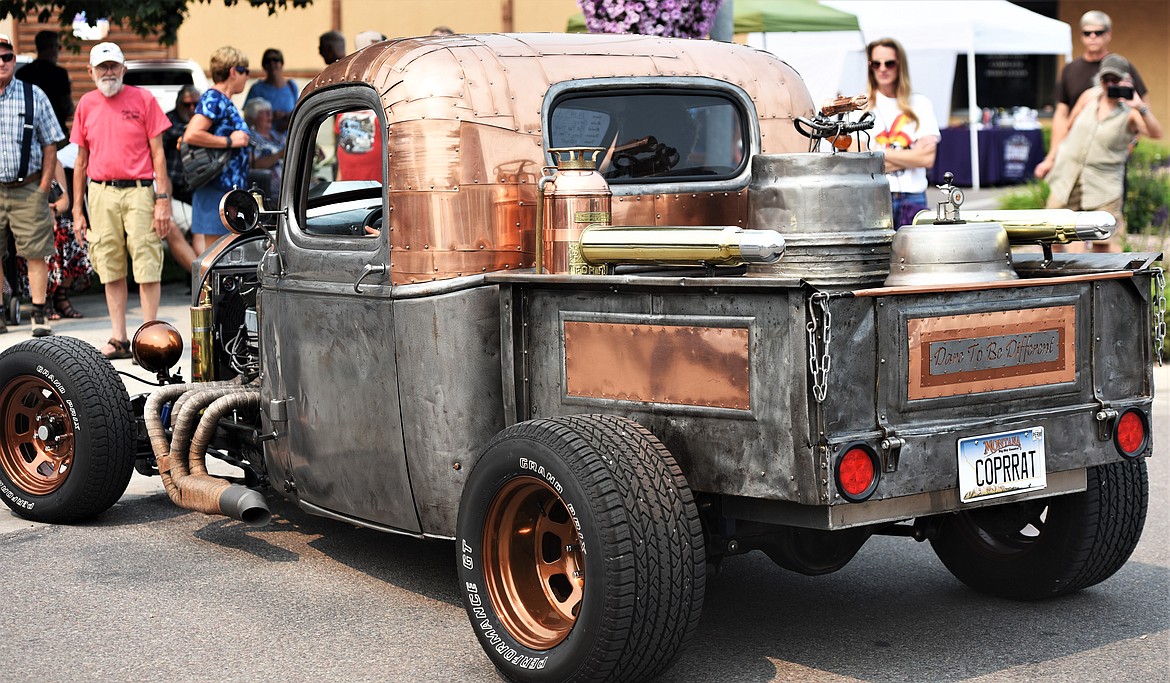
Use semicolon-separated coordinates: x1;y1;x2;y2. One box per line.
1106;84;1134;100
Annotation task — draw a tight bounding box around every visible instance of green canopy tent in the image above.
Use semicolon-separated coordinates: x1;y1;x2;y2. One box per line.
567;0;859;34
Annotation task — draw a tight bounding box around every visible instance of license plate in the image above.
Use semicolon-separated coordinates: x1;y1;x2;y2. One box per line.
957;427;1047;503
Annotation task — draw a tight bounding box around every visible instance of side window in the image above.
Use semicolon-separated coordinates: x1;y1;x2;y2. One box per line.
549;90;747;182
295;104;385;238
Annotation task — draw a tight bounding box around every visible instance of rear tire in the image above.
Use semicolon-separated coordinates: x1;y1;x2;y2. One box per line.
457;414;705;683
930;459;1148;600
0;337;135;523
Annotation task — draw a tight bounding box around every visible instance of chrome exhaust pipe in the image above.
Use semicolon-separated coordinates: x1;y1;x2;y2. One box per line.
578;225;785;267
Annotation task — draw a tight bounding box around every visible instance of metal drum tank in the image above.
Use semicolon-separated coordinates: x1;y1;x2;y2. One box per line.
746;152;893;285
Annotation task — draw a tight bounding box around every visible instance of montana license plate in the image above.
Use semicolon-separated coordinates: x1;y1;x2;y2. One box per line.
957;427;1047;503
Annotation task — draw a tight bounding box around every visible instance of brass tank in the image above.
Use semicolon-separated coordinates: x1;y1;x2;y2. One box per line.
541;148;611;275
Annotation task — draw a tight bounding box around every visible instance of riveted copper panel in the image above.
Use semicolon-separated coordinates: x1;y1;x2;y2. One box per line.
564;322;750;409
298;34;813;284
907;306;1076;400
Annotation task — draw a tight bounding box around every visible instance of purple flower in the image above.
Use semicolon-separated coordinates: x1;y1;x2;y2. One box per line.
578;0;724;39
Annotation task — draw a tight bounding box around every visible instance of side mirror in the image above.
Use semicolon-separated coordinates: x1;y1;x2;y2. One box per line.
219;189;261;234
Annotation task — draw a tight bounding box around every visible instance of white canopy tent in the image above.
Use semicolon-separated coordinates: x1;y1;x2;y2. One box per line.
822;0;1073;188
748;1;1073;187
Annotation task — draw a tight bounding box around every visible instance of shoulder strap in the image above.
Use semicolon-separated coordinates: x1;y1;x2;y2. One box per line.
287;79;297;100
18;80;35;182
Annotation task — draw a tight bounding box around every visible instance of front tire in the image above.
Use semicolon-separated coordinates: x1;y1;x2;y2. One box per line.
0;337;135;523
930;459;1148;600
457;414;705;683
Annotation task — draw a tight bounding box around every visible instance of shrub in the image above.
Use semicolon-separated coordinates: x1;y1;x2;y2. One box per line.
997;180;1049;210
1125;140;1170;235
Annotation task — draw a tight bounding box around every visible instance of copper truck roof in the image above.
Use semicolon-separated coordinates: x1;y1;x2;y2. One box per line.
300;33;816;284
303;32;813;146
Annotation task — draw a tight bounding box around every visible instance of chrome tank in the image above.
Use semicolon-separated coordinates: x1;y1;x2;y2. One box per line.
542;148;610;275
746;153;893;285
885;221;1017;286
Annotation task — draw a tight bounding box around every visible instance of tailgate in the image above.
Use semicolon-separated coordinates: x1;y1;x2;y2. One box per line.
817;270;1156;510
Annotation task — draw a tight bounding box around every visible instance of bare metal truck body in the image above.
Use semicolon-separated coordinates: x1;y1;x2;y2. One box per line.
0;34;1161;683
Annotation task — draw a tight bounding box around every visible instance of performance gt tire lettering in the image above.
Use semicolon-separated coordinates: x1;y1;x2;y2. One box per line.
456;414;705;683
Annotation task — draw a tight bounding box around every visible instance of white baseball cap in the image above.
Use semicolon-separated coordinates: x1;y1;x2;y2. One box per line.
0;34;13;50
89;42;125;67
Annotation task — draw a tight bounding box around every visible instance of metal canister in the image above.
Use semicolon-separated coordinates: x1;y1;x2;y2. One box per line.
541;148;611;275
746;152;893;286
190;286;214;382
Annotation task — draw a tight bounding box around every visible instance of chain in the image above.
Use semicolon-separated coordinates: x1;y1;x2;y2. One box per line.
1154;267;1167;366
806;291;832;403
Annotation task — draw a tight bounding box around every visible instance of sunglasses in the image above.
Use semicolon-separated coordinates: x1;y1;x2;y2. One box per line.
1082;29;1108;37
180;101;197;108
869;59;898;71
234;66;250;76
0;53;14;64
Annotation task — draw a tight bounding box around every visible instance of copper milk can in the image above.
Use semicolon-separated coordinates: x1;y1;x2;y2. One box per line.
541;148;610;275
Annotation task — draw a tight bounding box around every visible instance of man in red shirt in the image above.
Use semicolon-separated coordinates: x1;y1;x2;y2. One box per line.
71;42;172;360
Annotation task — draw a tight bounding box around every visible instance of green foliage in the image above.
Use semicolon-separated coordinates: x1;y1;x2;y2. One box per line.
0;0;314;46
997;180;1049;210
1125;140;1170;236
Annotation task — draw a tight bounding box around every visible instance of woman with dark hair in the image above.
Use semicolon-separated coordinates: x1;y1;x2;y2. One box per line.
245;48;298;133
183;46;251;254
862;37;940;227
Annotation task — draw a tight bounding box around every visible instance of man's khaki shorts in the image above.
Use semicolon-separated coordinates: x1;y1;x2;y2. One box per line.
0;180;55;261
87;183;163;283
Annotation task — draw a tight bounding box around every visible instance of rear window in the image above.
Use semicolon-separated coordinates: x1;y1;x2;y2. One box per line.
124;69;196;87
549;90;747;182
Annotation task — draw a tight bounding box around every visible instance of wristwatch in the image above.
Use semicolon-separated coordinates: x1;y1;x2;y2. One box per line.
155;193;170;201
225;136;232;149
1138;106;1150;117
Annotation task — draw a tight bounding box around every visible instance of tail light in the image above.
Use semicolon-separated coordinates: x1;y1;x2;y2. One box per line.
835;443;881;502
1113;408;1150;458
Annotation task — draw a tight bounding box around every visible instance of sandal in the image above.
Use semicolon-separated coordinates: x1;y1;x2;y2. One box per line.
53;290;84;319
101;338;133;360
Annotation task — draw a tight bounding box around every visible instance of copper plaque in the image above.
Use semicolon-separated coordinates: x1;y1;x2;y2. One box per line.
907;306;1076;400
564;321;750;409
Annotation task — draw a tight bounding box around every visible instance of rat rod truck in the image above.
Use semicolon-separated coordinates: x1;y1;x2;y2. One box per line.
0;34;1162;683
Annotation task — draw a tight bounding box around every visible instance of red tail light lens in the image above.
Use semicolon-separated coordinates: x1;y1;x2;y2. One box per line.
836;444;880;502
1114;409;1149;458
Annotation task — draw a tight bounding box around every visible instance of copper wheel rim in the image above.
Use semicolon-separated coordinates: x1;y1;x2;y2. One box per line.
483;475;585;650
0;376;76;496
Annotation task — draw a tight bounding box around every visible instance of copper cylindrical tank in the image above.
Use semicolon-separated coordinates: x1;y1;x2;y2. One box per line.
190;289;214;383
746;152;893;286
542;148;611;275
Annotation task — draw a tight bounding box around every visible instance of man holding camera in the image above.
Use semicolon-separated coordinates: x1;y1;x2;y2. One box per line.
1037;10;1147;181
1038;54;1162;252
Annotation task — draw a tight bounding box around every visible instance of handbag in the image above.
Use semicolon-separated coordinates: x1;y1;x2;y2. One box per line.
180;139;232;190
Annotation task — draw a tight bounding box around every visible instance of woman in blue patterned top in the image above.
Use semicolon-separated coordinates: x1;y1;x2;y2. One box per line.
182;46;251;254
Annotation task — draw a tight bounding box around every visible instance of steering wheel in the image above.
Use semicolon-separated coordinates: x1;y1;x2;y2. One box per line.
361;206;384;236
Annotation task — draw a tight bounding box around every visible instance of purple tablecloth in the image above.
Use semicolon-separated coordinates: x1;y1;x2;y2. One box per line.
929;127;1046;187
